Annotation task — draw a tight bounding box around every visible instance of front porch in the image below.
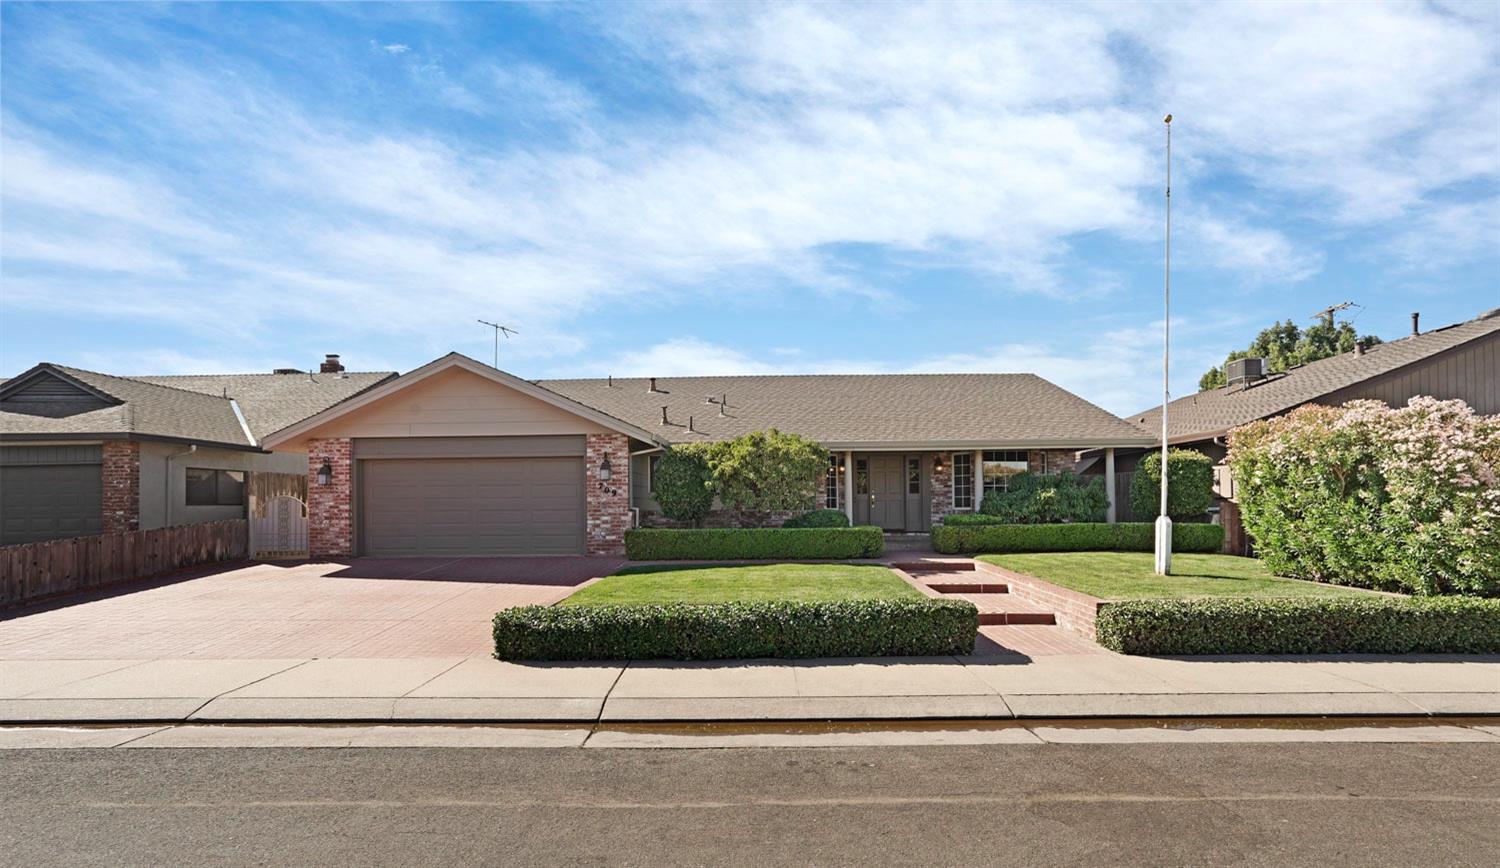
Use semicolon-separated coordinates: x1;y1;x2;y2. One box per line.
824;448;1123;532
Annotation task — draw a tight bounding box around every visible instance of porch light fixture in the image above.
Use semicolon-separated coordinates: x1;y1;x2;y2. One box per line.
598;456;613;483
316;462;333;486
933;455;944;474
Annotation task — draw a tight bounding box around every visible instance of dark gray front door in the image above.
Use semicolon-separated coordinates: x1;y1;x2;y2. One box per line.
360;457;585;556
0;463;102;545
868;454;906;531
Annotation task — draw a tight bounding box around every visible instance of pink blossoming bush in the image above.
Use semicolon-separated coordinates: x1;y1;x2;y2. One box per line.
1228;397;1500;596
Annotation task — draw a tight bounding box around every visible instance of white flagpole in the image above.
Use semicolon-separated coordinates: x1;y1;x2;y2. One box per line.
1155;114;1173;576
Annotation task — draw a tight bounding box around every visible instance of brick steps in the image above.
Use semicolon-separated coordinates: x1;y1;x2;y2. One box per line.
925;582;1008;594
911;569;1062;628
893;561;976;573
978;611;1057;626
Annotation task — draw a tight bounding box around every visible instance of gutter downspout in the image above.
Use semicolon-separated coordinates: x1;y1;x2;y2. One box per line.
164;444;197;527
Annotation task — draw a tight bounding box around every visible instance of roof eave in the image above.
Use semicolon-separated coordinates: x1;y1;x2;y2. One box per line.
0;431;269;452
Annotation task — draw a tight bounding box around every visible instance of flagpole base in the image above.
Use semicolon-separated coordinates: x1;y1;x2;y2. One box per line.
1154;516;1173;575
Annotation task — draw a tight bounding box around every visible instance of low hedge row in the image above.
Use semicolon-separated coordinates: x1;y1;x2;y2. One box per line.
624;527;884;560
932;522;1224;554
1096;596;1500;655
493;598;979;660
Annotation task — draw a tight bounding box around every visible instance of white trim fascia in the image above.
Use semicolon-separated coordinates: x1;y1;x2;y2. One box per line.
228;399;257;447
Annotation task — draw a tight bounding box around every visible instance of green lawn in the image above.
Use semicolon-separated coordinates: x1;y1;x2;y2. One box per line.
978;552;1382;600
560;563;923;606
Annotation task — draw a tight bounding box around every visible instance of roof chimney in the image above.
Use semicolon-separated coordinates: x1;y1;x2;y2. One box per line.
320;354;345;374
1411;312;1420;336
1353;340;1364;357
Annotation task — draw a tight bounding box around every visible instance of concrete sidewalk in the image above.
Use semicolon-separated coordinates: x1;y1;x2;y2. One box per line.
2;653;1497;724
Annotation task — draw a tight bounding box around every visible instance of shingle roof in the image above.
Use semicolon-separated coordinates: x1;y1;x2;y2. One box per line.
1;365;397;447
1132;310;1500;441
540;373;1154;448
135;371;395;440
1;364;252;446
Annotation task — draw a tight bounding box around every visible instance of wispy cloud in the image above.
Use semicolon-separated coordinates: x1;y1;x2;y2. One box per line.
1;1;1494;413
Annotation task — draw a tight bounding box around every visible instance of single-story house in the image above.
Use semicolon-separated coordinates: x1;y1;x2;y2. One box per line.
0;356;393;545
260;353;1155;557
1081;307;1500;549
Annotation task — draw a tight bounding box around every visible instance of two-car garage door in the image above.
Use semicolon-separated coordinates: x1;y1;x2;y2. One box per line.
360;456;585;556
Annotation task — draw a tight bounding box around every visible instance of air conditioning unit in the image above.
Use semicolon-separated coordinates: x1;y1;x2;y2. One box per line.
1226;357;1268;386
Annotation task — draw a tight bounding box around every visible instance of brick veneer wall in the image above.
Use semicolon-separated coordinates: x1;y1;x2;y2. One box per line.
1029;449;1082;475
976;560;1102;640
307;438;353;558
586;433;631;555
101;440;140;534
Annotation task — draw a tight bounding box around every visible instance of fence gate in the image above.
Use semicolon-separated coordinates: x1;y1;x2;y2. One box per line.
250;495;309;560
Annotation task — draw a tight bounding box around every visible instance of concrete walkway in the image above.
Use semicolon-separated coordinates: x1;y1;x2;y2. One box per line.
2;653;1496;724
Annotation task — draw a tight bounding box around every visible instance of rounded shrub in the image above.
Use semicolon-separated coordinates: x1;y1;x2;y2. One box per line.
651;447;715;526
1130;449;1215;520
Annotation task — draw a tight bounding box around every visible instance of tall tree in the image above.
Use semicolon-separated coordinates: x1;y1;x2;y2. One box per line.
1199;317;1382;390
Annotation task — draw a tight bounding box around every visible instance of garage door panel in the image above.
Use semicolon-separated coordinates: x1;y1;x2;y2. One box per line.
361;457;584;556
0;464;103;546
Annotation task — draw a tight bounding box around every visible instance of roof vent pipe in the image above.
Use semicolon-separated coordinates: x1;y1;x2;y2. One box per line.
688;415;695;433
719;393;727;417
648;377;658;393
607;375;613;388
661;406;668;426
1411;312;1420;335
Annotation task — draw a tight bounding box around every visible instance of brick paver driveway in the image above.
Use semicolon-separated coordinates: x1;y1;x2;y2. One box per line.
0;557;625;660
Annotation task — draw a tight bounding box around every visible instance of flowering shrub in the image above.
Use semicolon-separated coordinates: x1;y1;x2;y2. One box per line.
1228;397;1500;596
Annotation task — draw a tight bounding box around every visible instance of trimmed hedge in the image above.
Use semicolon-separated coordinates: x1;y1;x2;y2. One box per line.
933;522;1224;554
1096;596;1500;655
625;527;883;560
494;598;979;660
941;513;1011;526
782;508;852;529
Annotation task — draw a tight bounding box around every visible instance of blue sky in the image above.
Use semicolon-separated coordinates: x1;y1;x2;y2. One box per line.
1;1;1496;415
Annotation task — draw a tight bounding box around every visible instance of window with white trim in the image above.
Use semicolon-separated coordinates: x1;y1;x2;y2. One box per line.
982;450;1029;495
952;453;974;510
824;454;845;508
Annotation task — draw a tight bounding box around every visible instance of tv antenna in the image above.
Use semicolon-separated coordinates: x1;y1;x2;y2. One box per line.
1310;302;1356;327
476;319;519;368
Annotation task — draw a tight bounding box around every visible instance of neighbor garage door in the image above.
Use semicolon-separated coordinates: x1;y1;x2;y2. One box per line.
0;445;103;546
360;457;585;556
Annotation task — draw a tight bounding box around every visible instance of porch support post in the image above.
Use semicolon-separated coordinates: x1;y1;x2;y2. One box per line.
844;450;854;524
972;449;983;512
1105;447;1117;524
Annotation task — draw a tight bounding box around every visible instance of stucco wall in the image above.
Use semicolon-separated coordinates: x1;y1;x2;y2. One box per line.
138;442;304;531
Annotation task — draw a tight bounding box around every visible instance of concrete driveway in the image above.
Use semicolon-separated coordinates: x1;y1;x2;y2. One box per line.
0;557;624;660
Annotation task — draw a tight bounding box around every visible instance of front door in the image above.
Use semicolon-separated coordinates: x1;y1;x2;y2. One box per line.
868;454;906;531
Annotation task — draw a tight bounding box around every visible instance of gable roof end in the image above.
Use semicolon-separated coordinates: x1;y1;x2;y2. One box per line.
258;353;668;449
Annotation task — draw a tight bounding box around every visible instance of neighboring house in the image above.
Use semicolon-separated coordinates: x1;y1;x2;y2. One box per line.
260;353;1154;558
1081;307;1500;548
0;356;394;546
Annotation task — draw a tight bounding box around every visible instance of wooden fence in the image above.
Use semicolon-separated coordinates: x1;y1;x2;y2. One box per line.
0;519;247;609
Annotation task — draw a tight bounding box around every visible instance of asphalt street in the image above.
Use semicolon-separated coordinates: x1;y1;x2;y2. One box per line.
3;742;1498;866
